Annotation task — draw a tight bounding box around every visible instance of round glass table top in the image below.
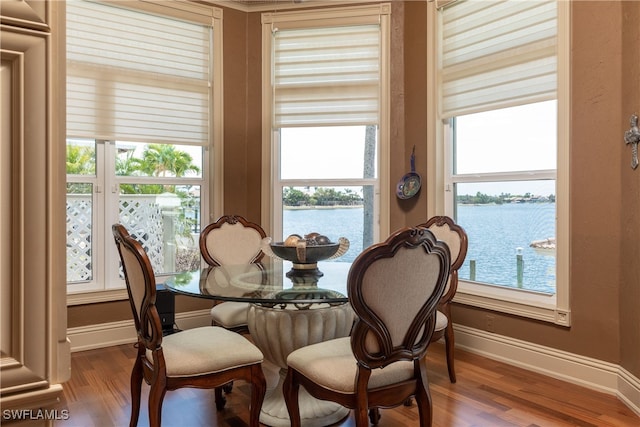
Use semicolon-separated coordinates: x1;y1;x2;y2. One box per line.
162;259;351;306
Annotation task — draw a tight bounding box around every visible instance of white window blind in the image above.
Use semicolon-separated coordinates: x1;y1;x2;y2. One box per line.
66;0;212;146
439;0;557;118
273;25;381;127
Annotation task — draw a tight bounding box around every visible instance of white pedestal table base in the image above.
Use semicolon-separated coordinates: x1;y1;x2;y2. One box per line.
247;302;355;427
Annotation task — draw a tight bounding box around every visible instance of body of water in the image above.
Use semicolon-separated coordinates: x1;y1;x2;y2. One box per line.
283;203;556;294
457;203;555;294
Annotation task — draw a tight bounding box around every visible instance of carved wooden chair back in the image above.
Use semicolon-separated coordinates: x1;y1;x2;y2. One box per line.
199;215;266;266
112;223;266;427
112;223;162;351
349;227;450;371
199;215;267;338
418;215;468;383
283;227;450;427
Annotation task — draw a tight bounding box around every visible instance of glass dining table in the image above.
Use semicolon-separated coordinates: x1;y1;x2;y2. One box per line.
163;259;355;427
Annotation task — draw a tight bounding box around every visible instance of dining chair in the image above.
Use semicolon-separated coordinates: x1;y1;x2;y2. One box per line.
419;215;468;383
199;215;267;333
112;224;266;427
283;226;450;427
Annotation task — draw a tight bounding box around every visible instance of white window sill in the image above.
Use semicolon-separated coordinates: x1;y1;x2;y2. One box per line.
454;280;571;327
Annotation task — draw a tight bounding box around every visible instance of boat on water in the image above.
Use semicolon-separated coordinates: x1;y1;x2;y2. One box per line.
529;237;556;254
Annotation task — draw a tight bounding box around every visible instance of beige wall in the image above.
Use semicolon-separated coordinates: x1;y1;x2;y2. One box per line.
220;7;262;222
620;0;640;377
68;1;640;380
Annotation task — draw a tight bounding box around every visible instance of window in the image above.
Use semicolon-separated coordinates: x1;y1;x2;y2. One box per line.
261;4;391;257
65;1;223;301
427;0;570;325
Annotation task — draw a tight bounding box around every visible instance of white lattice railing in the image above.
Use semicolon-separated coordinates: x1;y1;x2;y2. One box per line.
66;194;200;283
118;196;165;272
66;195;94;282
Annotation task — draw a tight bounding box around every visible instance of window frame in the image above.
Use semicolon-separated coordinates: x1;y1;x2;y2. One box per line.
260;3;391;243
65;1;224;305
426;0;571;326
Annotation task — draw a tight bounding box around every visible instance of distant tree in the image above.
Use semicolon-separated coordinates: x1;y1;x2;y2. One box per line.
283;187;310;206
456;191;555;204
282;187;363;206
314;188;343;205
342;188;362;205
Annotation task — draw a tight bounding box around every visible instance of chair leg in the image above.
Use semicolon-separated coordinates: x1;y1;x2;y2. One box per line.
248;365;267;427
129;355;144;427
368;408;381;424
416;362;433;427
444;323;456;383
354;405;369;426
148;381;167;427
415;387;433;427
214;387;227;410
283;369;302;427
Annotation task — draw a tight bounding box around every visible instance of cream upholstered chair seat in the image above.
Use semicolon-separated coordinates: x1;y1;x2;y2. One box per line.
287;337;415;393
209;301;251;329
435;310;448;332
283;227;451;427
147;327;264;377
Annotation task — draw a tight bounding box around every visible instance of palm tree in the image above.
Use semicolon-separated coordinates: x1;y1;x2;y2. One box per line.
66;144;96;194
116;149;141;176
138;144;200;178
66;144;95;175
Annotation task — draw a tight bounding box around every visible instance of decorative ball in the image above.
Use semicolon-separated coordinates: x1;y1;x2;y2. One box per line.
284;234;302;247
315;235;331;245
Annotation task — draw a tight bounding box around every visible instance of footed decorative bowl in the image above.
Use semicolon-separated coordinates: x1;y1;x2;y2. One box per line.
269;242;341;264
261;236;349;280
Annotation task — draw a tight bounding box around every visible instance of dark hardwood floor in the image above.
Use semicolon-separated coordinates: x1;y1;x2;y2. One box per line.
52;341;639;427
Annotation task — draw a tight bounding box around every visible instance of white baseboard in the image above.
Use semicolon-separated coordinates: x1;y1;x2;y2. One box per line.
619;366;640;417
67;309;211;352
454;324;640;417
66;312;640;417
